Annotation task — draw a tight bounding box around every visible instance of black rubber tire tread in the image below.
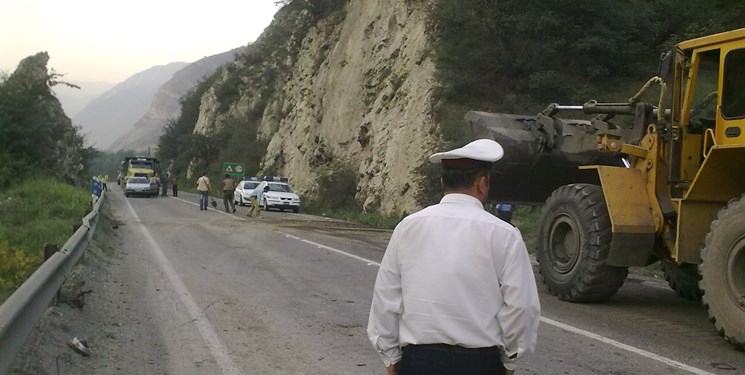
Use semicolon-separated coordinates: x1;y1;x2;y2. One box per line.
699;194;745;348
661;260;703;301
537;184;629;302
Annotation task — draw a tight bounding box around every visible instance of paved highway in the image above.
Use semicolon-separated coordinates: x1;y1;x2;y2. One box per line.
13;186;745;374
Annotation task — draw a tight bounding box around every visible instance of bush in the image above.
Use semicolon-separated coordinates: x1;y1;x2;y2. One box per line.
0;241;40;292
315;165;358;209
0;178;90;302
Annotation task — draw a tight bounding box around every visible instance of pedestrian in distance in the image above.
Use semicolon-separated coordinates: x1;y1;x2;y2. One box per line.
247;185;269;218
161;173;169;196
196;174;211;210
171;174;178;197
222;174;237;213
367;139;540;375
150;173;161;198
496;203;514;224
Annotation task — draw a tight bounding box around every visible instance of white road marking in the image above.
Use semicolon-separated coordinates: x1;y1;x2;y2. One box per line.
540;317;714;375
125;199;244;375
280;232;714;375
282;232;381;266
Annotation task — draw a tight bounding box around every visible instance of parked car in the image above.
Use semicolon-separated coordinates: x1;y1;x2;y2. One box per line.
256;179;301;213
234;177;261;206
125;177;157;197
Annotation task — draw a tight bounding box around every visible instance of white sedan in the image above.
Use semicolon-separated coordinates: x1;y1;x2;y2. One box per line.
234;178;261;206
256;181;301;213
125;177;156;197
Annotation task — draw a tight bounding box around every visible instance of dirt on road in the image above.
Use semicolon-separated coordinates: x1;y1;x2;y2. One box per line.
10;206;168;375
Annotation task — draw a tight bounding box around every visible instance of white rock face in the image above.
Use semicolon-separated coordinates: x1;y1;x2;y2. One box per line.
195;0;440;215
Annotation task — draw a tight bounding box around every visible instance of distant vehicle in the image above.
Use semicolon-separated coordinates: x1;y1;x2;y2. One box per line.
118;156;159;187
234;177;261;206
256;176;301;213
125;177;157;198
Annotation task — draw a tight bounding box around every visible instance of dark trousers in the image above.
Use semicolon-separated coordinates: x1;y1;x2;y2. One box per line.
223;191;235;212
172;184;178;197
399;344;504;375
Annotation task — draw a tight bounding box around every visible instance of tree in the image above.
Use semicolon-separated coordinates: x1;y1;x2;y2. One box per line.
0;52;88;187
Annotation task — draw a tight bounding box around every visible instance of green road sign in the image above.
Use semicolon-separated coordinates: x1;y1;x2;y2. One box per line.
222;162;245;177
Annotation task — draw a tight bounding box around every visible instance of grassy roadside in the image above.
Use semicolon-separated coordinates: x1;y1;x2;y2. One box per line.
0;179;91;303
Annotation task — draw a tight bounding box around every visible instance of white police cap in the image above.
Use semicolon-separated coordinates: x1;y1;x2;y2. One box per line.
428;139;504;167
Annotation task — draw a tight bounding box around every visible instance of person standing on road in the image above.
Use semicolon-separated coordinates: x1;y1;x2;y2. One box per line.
151;173;161;198
196;174;211;210
161;173;169;196
367;139;540;375
247;185;269;218
171;174;179;197
222;174;237;213
496;203;514;224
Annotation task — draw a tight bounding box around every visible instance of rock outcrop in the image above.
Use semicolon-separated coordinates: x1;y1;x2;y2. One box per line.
3;52;86;184
192;0;440;214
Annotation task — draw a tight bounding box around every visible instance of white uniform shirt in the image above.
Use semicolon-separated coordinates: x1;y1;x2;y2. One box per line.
367;193;540;370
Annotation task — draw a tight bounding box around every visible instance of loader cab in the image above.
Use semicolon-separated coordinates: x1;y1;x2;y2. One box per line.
721;49;745;122
670;29;745;184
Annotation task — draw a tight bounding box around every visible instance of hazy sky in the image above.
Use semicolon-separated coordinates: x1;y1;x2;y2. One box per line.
0;0;281;83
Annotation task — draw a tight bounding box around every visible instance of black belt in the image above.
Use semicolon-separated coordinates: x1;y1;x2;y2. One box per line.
403;344;500;354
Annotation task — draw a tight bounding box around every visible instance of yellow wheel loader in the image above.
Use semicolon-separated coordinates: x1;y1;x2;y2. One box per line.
467;28;745;348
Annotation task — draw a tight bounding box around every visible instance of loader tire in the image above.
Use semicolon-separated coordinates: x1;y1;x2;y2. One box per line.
537;184;628;302
699;195;745;348
661;260;702;301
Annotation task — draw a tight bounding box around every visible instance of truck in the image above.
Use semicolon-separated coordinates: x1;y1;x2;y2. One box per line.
117;156;160;187
468;28;745;347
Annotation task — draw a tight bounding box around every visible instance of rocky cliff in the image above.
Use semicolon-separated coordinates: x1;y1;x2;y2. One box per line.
192;0;440;214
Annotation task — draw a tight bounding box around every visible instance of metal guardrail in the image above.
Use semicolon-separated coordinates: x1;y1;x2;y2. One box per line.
0;190;106;372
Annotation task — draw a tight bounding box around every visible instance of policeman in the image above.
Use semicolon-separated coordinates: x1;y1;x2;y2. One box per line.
367;139;540;375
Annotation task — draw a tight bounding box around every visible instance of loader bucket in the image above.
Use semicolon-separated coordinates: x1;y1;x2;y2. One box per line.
465;111;623;205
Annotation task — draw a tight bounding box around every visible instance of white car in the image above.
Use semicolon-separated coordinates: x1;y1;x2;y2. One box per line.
234;178;261;206
256;180;301;213
125;177;156;197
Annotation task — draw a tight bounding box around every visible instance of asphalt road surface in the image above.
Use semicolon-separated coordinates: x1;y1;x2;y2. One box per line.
12;186;745;374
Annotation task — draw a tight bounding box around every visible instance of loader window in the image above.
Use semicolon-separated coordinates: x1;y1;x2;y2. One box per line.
688;50;720;133
722;48;745;119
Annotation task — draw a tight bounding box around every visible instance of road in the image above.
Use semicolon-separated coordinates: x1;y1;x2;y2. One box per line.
12;186;745;374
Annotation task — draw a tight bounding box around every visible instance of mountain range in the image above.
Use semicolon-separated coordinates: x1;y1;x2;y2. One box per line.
109;48;241;152
73;62;189;149
53;81;114;118
67;48;239;151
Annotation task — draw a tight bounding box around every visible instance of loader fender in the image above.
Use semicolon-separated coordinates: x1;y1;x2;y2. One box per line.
581;165;656;266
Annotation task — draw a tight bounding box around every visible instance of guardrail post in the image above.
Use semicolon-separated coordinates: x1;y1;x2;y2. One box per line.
43;244;58;262
43;244;61;305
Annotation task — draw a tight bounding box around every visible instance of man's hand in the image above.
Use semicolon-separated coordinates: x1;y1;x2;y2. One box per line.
386;364;398;375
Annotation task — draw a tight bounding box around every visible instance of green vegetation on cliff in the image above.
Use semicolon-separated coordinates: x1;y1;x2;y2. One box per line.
0;52;95;188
